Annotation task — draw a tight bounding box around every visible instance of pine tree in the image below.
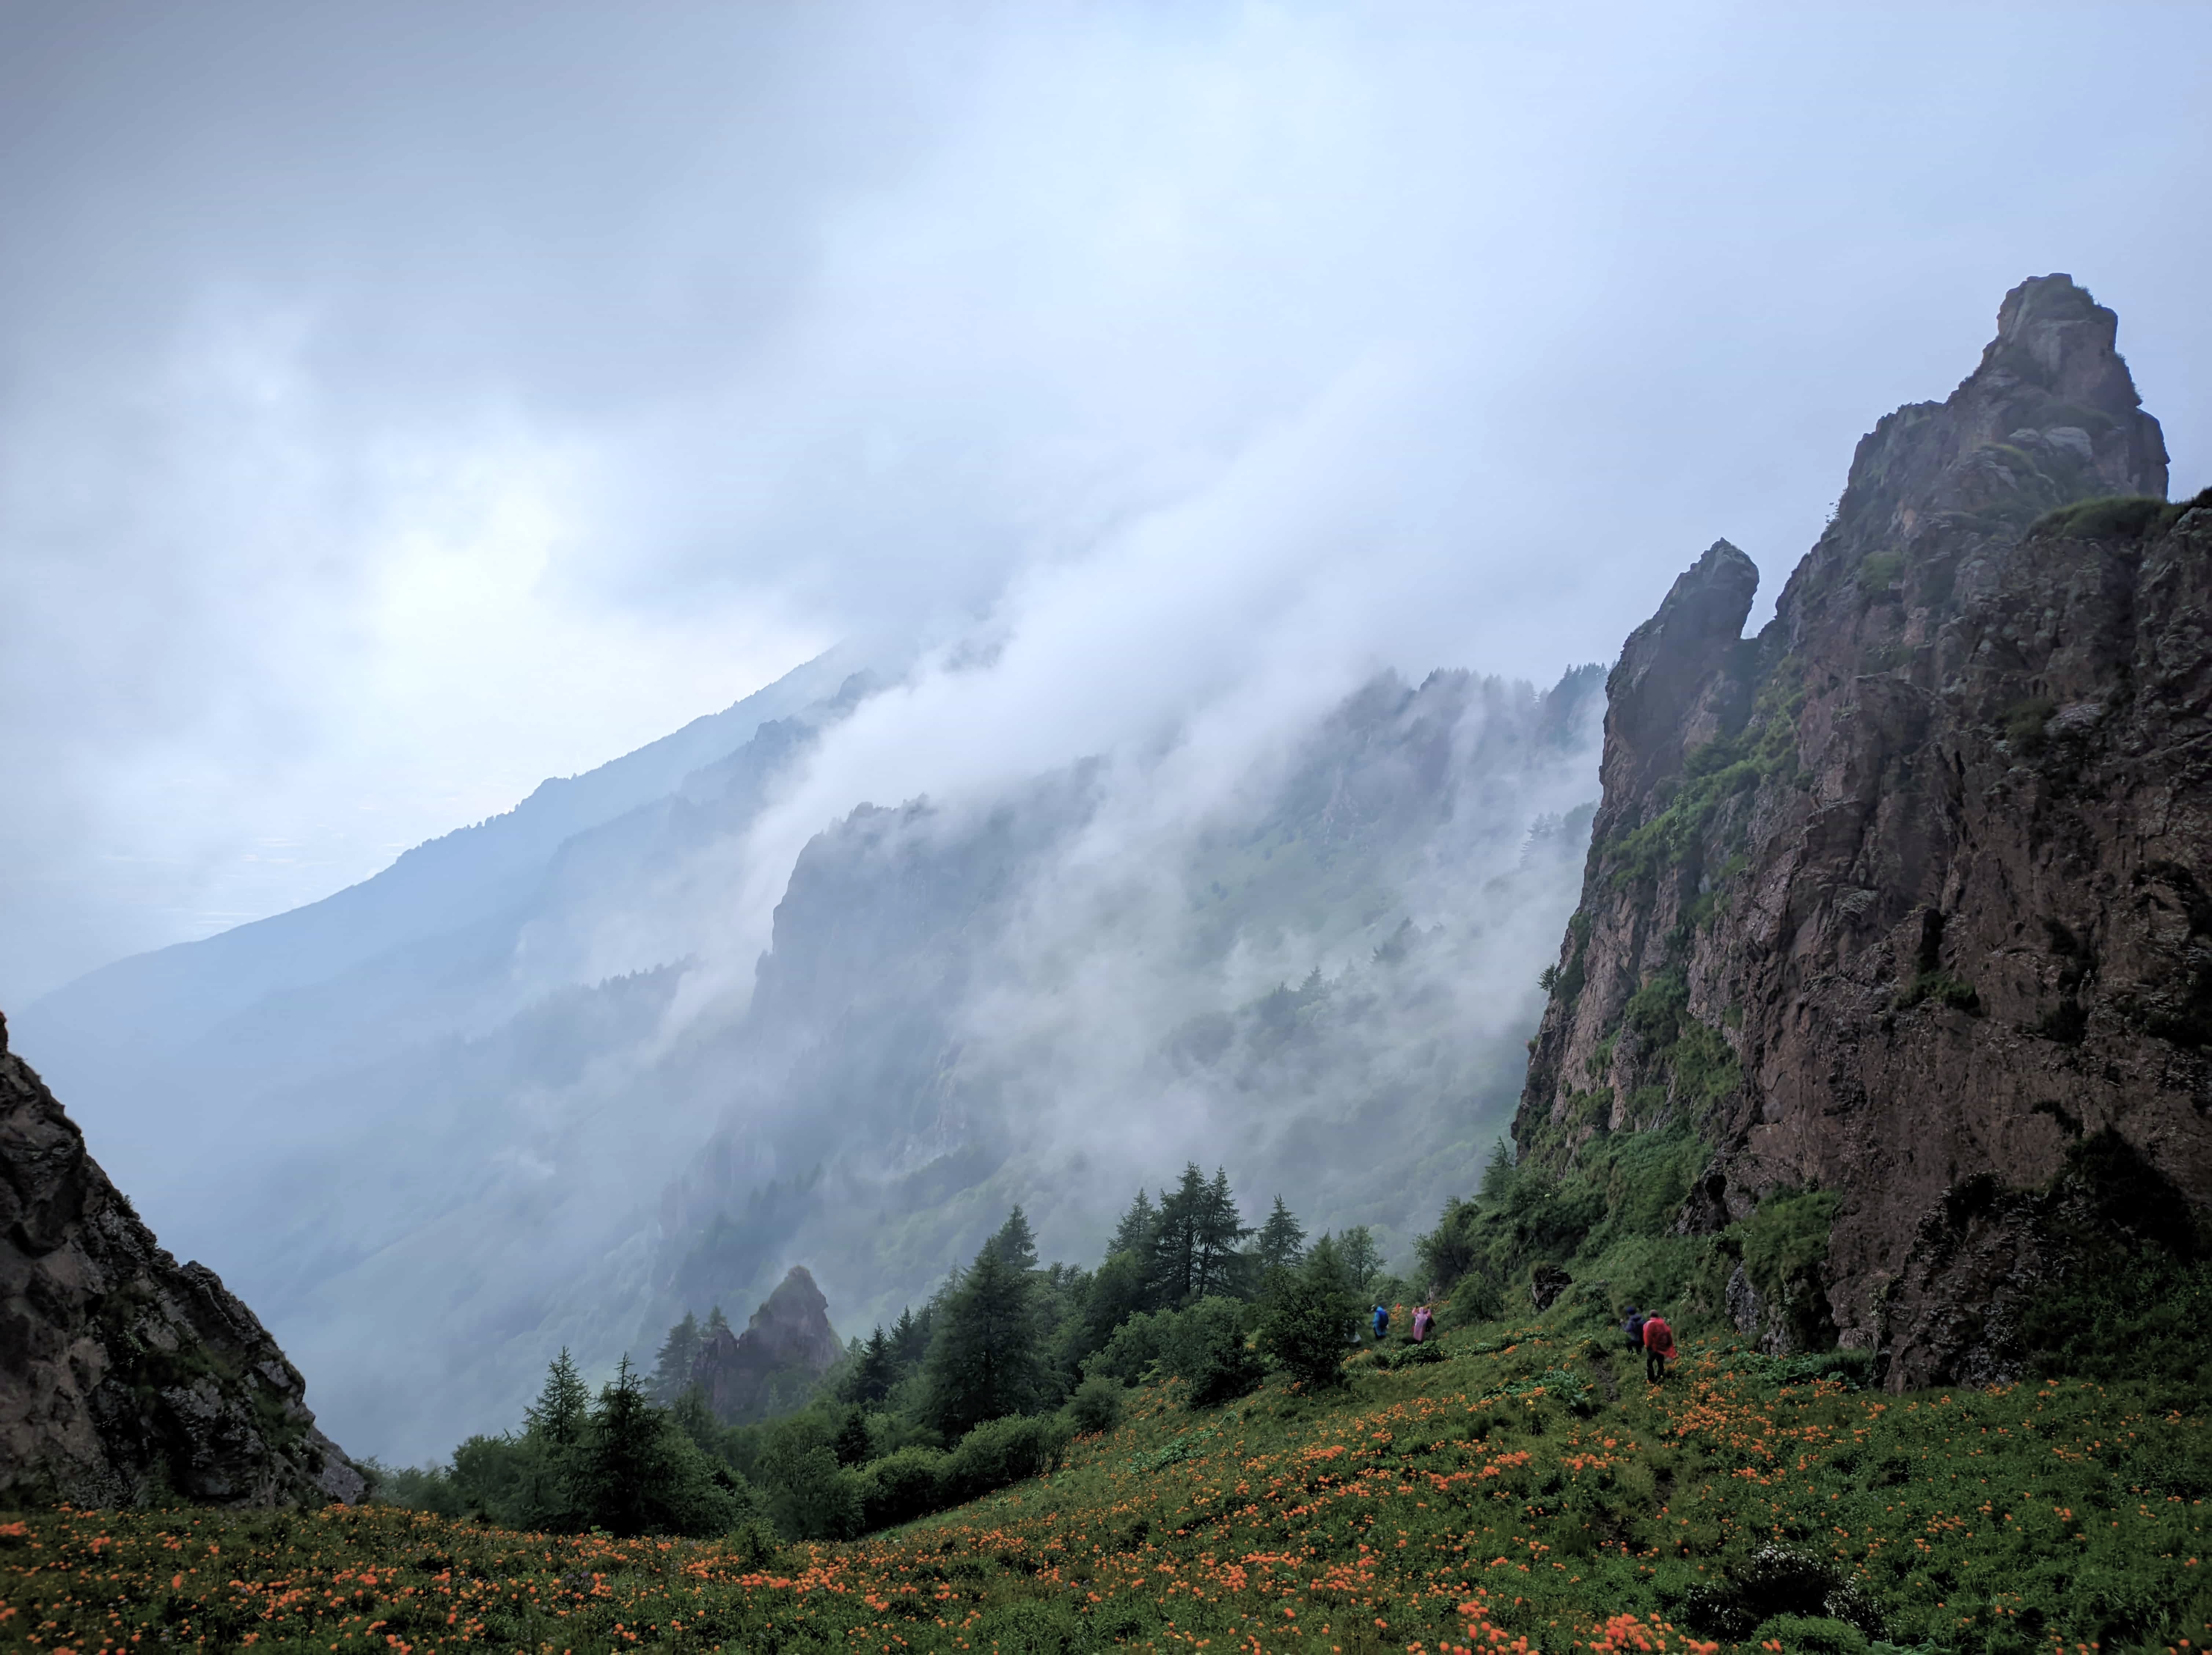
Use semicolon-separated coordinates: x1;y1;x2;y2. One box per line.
1110;1190;1157;1259
841;1325;898;1406
581;1356;659;1535
990;1205;1039;1274
524;1348;591;1448
651;1312;702;1403
516;1348;592;1530
1257;1233;1358;1391
1193;1166;1251;1298
923;1223;1043;1436
1479;1138;1517;1201
890;1305;932;1370
1075;1248;1148;1360
1148;1164;1209;1306
832;1406;874;1467
1255;1195;1307;1273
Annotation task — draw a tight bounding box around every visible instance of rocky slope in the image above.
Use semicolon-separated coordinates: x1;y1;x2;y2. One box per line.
0;1011;360;1506
688;1267;843;1426
1517;274;2211;1386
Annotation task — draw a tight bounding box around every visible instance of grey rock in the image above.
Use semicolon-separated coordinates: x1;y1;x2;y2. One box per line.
0;1009;360;1506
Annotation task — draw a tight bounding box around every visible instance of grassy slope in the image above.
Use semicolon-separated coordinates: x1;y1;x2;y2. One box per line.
6;1311;2208;1655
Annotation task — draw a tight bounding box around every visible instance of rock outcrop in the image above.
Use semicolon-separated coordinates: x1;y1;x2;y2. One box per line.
689;1266;843;1425
0;1010;360;1506
1517;274;2210;1387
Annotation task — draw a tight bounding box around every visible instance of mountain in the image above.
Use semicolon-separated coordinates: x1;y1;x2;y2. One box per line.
0;1011;359;1506
641;664;1604;1353
11;613;1602;1464
688;1267;843;1426
1516;274;2209;1385
6;650;883;1465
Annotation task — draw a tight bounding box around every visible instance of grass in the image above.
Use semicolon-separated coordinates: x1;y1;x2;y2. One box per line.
6;1314;2208;1654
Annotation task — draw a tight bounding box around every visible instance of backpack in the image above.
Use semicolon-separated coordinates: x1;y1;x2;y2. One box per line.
1623;1312;1647;1344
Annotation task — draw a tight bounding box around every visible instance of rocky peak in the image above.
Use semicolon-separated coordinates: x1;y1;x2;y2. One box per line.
0;1010;360;1506
1517;277;2208;1388
1812;275;2166;583
1598;540;1761;828
688;1265;843;1425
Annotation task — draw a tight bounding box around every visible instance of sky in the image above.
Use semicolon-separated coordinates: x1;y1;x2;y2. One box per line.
3;1;2208;1005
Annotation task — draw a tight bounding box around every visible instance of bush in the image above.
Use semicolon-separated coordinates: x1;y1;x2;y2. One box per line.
1416;1196;1482;1292
756;1415;861;1541
1740;1189;1841;1351
1750;1615;1868;1655
1086;1311;1167;1387
1158;1297;1266;1407
1064;1374;1124;1435
854;1445;949;1531
938;1414;1072;1505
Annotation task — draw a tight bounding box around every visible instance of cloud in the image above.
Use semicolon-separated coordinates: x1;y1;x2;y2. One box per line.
2;1;2208;1001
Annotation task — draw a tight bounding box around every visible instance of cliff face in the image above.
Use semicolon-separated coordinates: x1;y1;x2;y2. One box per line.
689;1266;843;1426
1517;275;2211;1387
0;1011;360;1506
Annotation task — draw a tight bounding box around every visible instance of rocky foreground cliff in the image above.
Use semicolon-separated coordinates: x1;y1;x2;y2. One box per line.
0;1010;360;1506
1517;274;2211;1387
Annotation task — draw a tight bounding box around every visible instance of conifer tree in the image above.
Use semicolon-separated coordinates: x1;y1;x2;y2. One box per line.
1257;1233;1357;1391
841;1326;898;1407
651;1312;702;1403
1193;1166;1251;1298
832;1406;874;1467
923;1220;1043;1436
890;1305;931;1369
705;1304;731;1338
1148;1163;1210;1306
582;1356;662;1536
1255;1195;1307;1273
524;1348;591;1448
1109;1190;1157;1258
990;1205;1040;1273
1075;1248;1148;1358
516;1348;592;1530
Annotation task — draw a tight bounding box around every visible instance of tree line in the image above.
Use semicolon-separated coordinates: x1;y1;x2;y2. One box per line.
377;1163;1420;1540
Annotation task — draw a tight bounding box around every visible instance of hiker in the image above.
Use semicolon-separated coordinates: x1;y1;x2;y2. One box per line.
1622;1303;1647;1357
1373;1303;1390;1342
1641;1309;1676;1383
1411;1304;1433;1344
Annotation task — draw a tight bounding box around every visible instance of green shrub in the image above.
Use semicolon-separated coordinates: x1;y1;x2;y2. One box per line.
1064;1373;1124;1435
854;1445;949;1531
1894;968;1980;1012
1157;1297;1265;1407
757;1415;861;1540
1854;551;1904;595
2028;494;2168;541
1750;1614;1869;1655
938;1414;1072;1505
1086;1310;1167;1387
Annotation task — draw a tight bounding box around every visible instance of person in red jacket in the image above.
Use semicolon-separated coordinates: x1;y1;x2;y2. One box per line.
1641;1310;1676;1383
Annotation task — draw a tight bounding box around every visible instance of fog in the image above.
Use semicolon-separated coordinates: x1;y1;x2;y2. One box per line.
5;5;2212;1460
6;3;2208;1000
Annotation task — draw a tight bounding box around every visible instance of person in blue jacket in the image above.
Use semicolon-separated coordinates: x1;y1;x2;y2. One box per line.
1372;1303;1390;1342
